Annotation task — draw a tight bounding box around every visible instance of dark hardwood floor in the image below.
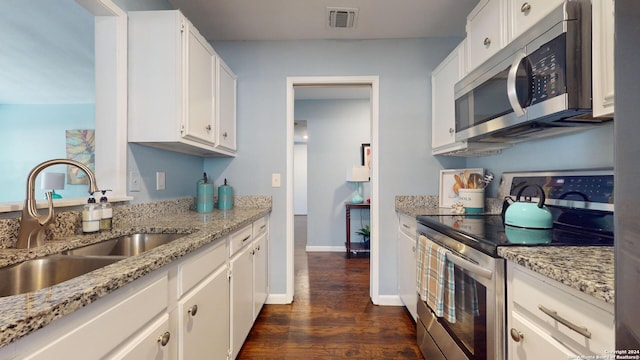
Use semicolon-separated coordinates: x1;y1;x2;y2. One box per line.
237;216;423;359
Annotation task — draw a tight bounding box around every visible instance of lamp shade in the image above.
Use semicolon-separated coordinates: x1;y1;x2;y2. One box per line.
41;172;65;190
346;166;369;182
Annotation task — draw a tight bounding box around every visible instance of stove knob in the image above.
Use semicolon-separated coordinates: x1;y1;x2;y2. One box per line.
510;328;524;342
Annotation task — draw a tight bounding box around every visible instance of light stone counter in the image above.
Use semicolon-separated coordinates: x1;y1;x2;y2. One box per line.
498;246;614;304
0;197;271;349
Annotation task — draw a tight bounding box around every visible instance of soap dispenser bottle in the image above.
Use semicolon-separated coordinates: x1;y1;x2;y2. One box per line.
82;194;101;233
99;190;112;231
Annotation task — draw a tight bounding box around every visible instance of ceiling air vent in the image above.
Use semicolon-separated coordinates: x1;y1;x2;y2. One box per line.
327;7;358;29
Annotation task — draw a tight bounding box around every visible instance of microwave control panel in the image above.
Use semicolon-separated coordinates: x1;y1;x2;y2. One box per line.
528;33;567;105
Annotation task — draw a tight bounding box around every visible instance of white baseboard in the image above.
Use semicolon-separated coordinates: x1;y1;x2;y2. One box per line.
265;293;292;304
305;245;345;252
374;294;404;306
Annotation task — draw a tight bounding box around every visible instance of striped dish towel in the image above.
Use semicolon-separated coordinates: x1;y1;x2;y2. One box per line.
416;235;456;323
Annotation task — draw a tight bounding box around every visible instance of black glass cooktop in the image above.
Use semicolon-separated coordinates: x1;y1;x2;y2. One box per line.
417;208;613;256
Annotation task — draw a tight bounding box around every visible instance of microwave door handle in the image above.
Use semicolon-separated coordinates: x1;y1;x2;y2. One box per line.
444;250;493;280
507;51;527;117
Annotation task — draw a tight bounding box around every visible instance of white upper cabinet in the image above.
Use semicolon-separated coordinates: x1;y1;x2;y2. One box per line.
128;10;236;157
432;41;465;152
507;0;565;40
592;0;615;118
466;0;507;72
216;58;238;152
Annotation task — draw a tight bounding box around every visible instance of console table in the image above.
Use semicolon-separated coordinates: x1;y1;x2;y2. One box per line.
345;202;370;258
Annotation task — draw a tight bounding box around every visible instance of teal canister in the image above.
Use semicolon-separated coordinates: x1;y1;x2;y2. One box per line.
218;178;234;210
196;173;214;213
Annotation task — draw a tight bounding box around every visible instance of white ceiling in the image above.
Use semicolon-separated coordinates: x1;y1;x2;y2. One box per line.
168;0;479;41
1;0;478;104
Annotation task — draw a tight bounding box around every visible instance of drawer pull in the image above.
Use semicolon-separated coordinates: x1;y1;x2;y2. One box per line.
242;235;251;243
157;332;171;347
483;37;491;47
510;328;524;342
402;224;410;229
538;304;592;339
188;304;198;317
521;2;531;13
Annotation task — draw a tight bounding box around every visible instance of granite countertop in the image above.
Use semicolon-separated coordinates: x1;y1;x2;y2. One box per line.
0;205;271;349
395;195;614;305
498;246;614;304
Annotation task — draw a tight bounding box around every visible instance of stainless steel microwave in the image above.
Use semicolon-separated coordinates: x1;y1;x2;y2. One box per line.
454;0;609;144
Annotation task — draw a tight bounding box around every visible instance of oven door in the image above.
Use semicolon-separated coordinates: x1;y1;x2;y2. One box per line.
417;227;505;360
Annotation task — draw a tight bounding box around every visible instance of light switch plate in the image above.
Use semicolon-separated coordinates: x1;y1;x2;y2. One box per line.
156;171;166;191
129;172;141;192
272;173;281;188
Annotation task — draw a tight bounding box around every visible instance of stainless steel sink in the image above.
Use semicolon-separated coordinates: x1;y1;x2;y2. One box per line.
0;255;123;297
63;233;185;257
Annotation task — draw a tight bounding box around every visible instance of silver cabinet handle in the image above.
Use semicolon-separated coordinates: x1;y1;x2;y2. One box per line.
157;332;171;347
205;125;212;131
483;37;491;47
223;132;228;138
188;304;198;317
242;235;251;243
538;304;592;338
449;127;454;134
521;2;531;13
510;328;524;342
402;224;410;229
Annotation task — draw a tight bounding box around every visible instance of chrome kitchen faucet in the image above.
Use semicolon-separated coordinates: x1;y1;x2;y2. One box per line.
16;159;99;249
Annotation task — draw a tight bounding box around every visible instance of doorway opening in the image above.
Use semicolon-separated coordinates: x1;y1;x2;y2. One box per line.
286;76;380;304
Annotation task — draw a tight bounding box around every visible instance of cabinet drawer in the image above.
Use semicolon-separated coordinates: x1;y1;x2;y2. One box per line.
178;238;227;298
509;311;577;359
229;224;253;257
398;214;416;238
508;264;614;355
253;216;268;238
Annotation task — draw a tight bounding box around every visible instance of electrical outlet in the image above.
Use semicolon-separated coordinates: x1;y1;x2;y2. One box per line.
156;171;166;191
272;173;281;188
129;172;141;192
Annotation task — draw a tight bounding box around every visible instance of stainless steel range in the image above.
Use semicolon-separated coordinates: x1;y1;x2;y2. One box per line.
416;169;614;359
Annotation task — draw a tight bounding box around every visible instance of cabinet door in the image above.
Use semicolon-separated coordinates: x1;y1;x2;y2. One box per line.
109;314;173;360
509;312;577;360
592;0;615;118
230;244;254;358
178;265;230;360
253;232;268;320
397;228;417;320
183;21;216;145
466;0;505;72
431;42;463;151
217;58;237;151
508;0;564;41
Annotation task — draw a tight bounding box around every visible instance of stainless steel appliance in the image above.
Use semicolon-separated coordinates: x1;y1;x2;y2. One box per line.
416;169;614;359
454;0;610;144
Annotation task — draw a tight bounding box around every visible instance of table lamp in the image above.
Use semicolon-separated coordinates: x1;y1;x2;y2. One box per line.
346;166;369;204
41;172;65;199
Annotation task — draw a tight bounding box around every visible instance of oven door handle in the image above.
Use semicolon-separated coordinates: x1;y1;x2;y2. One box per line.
445;250;493;280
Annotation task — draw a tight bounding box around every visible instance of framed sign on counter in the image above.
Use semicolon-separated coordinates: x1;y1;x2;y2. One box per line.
439;168;484;208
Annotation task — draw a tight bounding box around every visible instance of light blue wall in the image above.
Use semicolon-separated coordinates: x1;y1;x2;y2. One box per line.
466;124;615;197
0;104;95;202
296;99;371;249
207;38;461;296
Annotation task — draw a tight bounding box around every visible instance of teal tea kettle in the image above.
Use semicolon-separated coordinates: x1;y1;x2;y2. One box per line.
503;184;553;229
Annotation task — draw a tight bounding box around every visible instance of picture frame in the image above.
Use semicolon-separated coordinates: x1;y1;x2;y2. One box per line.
361;143;371;168
439;168;484;208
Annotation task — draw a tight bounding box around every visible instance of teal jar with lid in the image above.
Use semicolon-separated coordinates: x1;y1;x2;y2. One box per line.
218;178;234;210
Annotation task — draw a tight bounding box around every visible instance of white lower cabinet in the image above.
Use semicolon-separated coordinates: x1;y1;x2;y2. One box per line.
230;238;255;358
178;265;229;360
397;214;417;320
253;231;268;320
109;314;173;360
507;262;614;359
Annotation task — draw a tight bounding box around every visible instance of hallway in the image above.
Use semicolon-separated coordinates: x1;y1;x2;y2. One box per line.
237;216;423;359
